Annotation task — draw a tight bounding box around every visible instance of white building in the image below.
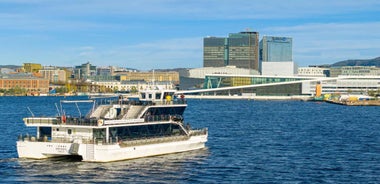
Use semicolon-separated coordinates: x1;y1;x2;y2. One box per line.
39;67;67;83
303;76;380;95
261;61;297;76
188;66;259;79
298;67;329;77
0;68;15;74
201;74;379;96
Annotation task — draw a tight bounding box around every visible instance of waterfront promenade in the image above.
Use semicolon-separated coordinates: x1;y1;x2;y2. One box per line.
185;95;313;101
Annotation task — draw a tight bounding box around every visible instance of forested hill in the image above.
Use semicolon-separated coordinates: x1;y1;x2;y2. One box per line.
331;57;380;67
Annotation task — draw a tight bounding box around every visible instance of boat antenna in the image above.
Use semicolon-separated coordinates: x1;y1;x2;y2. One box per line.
26;107;35;117
152;69;155;88
75;102;82;117
55;103;61;116
92;100;96;114
60;100;63;116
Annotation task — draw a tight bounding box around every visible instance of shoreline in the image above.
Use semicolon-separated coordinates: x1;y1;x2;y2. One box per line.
325;100;380;106
184;95;313;101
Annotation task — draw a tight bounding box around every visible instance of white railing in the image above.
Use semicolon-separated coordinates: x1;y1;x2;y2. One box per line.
24;117;59;125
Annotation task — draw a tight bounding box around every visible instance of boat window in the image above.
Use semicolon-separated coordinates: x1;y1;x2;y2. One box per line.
141;93;146;99
144;106;186;116
93;129;106;140
155;93;161;100
110;124;185;141
68;129;72;135
39;127;52;138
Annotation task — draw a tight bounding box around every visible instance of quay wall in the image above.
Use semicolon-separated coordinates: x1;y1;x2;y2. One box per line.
184;95;313;101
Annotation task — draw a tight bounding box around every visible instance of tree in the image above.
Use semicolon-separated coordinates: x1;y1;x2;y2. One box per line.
131;86;138;93
55;86;68;94
113;86;119;93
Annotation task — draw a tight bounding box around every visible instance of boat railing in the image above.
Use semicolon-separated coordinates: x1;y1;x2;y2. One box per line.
62;117;99;126
143;114;184;123
189;128;208;136
18;134;94;144
24;115;185;126
24;117;59;125
149;99;187;105
24;117;99;126
93;97;187;107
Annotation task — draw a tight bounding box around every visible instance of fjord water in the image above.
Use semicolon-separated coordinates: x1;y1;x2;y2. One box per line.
1;97;380;183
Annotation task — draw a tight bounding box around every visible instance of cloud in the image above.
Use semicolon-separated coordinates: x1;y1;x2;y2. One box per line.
66;37;203;70
261;22;380;65
1;0;379;68
2;0;380;22
1;1;379;33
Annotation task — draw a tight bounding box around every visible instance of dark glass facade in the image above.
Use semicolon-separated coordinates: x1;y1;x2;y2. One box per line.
203;37;226;67
228;32;259;70
203;32;259;70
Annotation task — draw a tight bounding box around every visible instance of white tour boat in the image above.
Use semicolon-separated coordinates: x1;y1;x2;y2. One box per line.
16;89;208;162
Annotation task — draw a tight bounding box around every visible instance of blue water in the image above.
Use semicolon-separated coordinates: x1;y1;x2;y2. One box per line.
1;97;380;183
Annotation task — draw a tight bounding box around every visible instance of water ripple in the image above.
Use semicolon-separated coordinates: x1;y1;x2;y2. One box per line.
0;98;380;183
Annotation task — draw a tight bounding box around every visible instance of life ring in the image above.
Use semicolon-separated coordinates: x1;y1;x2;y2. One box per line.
98;119;104;126
61;115;66;124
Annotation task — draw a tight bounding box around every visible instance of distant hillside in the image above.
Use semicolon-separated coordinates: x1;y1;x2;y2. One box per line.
0;65;21;69
331;57;380;67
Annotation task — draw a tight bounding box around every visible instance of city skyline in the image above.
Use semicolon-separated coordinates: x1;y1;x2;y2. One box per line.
0;0;379;70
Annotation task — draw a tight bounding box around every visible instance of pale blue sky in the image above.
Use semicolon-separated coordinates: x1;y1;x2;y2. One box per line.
0;0;379;70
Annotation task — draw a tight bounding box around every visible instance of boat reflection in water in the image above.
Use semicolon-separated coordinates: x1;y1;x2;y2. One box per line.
16;149;210;183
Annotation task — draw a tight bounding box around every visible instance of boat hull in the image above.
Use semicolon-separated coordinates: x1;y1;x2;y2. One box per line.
17;135;207;162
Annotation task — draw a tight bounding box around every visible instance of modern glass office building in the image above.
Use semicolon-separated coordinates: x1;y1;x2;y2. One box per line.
203;32;259;70
203;37;226;67
259;36;292;62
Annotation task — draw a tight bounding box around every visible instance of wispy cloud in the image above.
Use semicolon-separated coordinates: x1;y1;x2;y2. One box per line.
66;37;203;70
261;22;380;65
0;0;379;68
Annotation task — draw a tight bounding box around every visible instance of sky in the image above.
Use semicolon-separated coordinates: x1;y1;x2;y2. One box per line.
0;0;379;70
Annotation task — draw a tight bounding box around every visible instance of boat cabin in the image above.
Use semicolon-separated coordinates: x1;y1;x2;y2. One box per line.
139;89;177;105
